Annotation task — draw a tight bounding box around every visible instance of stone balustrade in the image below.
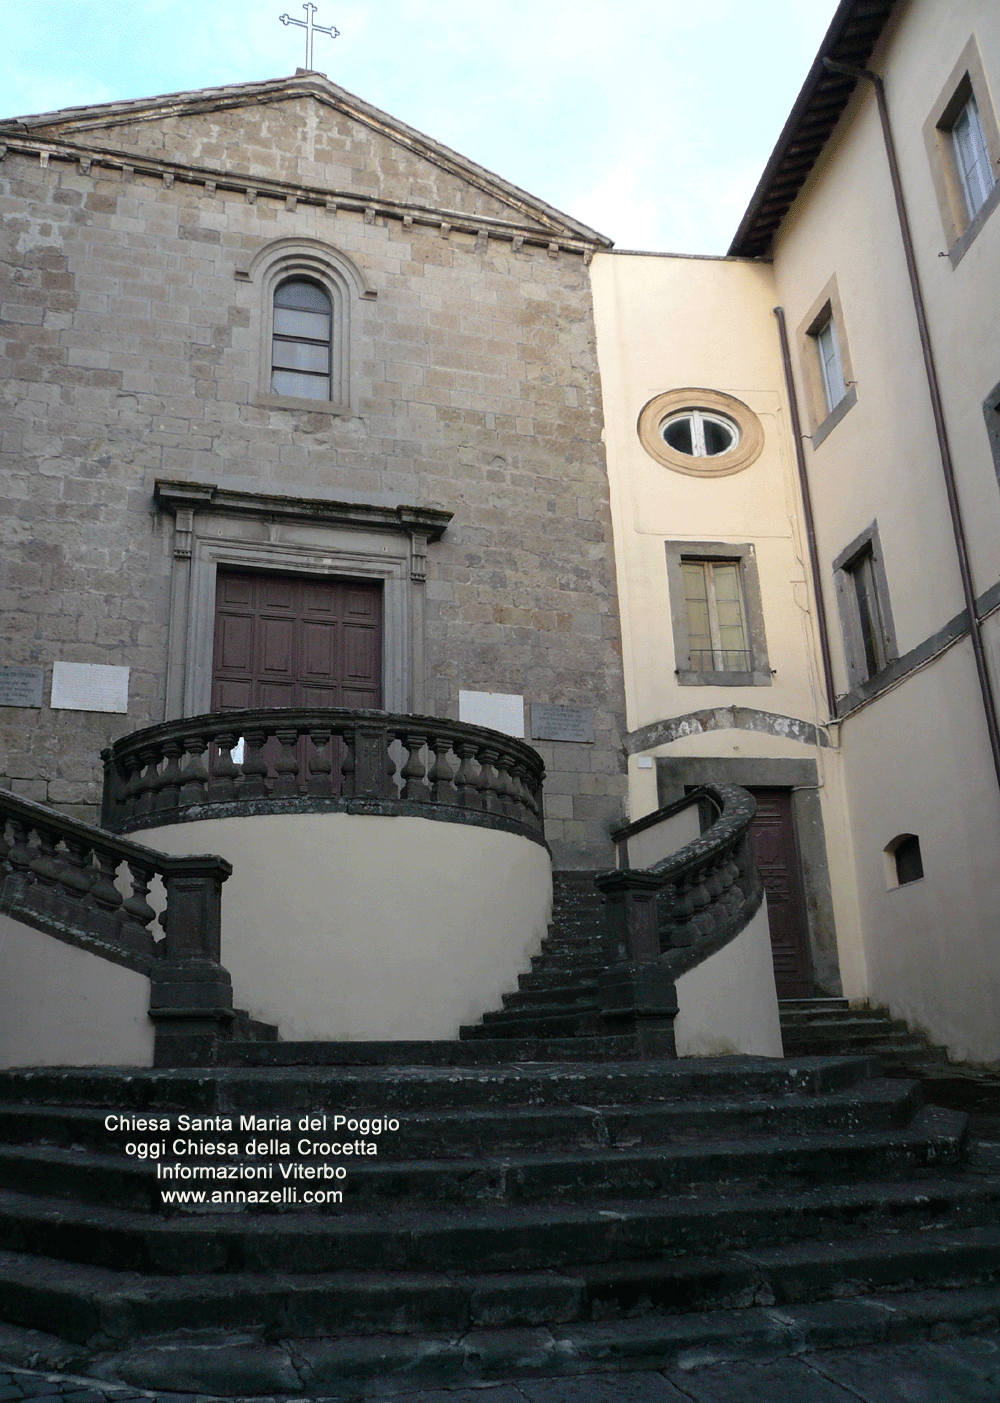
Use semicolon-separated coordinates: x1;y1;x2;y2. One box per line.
595;785;764;1054
0;787;235;1066
101;708;547;843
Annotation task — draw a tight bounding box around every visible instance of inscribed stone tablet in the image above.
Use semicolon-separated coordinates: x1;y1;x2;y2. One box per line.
530;703;594;744
458;690;525;739
0;666;44;708
50;662;130;713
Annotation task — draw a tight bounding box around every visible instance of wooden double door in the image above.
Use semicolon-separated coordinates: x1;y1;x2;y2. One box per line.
211;569;383;712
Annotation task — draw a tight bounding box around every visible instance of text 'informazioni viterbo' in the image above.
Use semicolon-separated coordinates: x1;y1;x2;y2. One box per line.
104;1114;400;1207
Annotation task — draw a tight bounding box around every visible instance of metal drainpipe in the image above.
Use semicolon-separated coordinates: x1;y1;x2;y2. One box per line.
773;305;837;720
822;56;1000;794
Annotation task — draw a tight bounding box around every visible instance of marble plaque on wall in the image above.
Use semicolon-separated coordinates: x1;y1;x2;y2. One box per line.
0;666;44;708
50;662;130;713
458;690;525;739
530;703;595;744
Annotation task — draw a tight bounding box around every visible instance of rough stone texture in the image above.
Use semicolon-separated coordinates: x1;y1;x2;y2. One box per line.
0;80;628;865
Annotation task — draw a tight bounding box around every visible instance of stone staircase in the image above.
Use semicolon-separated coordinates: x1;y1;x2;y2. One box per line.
779;998;950;1069
1;883;1000;1395
460;870;608;1042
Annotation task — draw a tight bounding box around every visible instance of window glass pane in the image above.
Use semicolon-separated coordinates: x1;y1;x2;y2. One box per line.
273;307;331;341
271;340;330;373
702;416;735;455
953;97;995;219
895;835;924;885
663;417;693;454
681;562;712;662
271;368;331;399
817;320;846;411
275;280;331;314
850;550;886;678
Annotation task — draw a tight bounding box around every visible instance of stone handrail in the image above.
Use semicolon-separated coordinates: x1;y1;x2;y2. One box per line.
595;784;764;1054
0;787;235;1066
101;708;546;843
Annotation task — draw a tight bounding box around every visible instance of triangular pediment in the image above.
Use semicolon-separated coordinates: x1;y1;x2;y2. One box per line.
2;74;608;244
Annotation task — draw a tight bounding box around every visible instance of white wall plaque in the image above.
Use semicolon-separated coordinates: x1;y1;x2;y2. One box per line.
50;662;130;713
458;690;525;739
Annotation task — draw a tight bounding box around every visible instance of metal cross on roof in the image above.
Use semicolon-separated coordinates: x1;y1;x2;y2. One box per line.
280;3;339;71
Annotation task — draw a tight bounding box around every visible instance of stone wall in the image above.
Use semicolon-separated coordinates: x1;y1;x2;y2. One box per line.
0;88;627;866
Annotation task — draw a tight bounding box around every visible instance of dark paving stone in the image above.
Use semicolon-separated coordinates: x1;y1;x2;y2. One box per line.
0;1386;25;1400
808;1340;1000;1401
378;1389;528;1403
667;1356;855;1402
519;1372;692;1400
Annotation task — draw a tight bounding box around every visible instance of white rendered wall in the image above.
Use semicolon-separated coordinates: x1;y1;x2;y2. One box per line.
673;900;783;1059
0;914;154;1068
140;812;552;1041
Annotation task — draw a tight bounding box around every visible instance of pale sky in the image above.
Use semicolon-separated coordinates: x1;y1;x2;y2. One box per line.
1;1;841;254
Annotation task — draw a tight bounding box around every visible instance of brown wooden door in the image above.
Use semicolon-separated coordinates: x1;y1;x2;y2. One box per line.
212;570;382;711
746;787;813;999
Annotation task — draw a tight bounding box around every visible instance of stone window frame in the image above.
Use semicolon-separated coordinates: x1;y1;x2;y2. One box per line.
154;479;451;721
796;275;857;448
664;540;772;688
832;520;899;691
923;35;1000;268
236;237;377;417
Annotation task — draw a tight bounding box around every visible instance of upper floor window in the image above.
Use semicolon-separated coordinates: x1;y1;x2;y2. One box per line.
923;37;1000;266
664;540;772;687
796;275;856;447
662;410;740;459
637;389;764;477
238;236;378;416
833;522;898;691
271;279;333;401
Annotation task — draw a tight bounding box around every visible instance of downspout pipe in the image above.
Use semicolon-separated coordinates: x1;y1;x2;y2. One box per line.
773;305;837;720
823;57;1000;794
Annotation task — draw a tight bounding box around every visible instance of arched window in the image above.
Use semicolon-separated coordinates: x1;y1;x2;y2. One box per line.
271;279;332;401
242;237;378;415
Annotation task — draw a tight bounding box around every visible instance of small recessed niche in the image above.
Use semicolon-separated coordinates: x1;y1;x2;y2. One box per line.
884;833;924;889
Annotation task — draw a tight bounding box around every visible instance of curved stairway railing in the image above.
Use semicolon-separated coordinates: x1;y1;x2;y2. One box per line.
595;783;765;1054
101;708;546;844
0;787;234;1067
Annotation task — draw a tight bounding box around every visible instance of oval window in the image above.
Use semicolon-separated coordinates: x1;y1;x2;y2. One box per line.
661;411;740;458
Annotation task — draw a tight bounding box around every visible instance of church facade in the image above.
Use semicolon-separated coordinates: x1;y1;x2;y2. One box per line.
2;0;1000;1062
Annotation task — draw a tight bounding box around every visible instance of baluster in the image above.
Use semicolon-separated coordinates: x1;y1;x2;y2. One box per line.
178;734;209;807
121;859;158;948
4;819;33;876
400;732;430;802
156;739;184;811
340;728;357;798
120;753;144;820
688;861;714;938
513;761;538;825
476;744;500;814
28;823;63;888
134;747;162;817
89;847;124;915
272;726;300;797
454;740;480;809
59;838;94;904
0;817;10;869
669;871;697;947
237;728;269;799
493;754;517;817
208;729;240;802
306;726;334;798
427;734;454;805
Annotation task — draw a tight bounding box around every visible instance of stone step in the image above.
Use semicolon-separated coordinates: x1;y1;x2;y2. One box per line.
0;1055;879;1114
500;984;600;1010
461;1011;602;1039
0;1166;996;1281
778;998;851;1013
6;1282;1000;1396
216;1035;639;1067
0;1078;922;1160
516;970;600;993
782;1017;912;1039
0;1209;998;1352
0;1107;964;1214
